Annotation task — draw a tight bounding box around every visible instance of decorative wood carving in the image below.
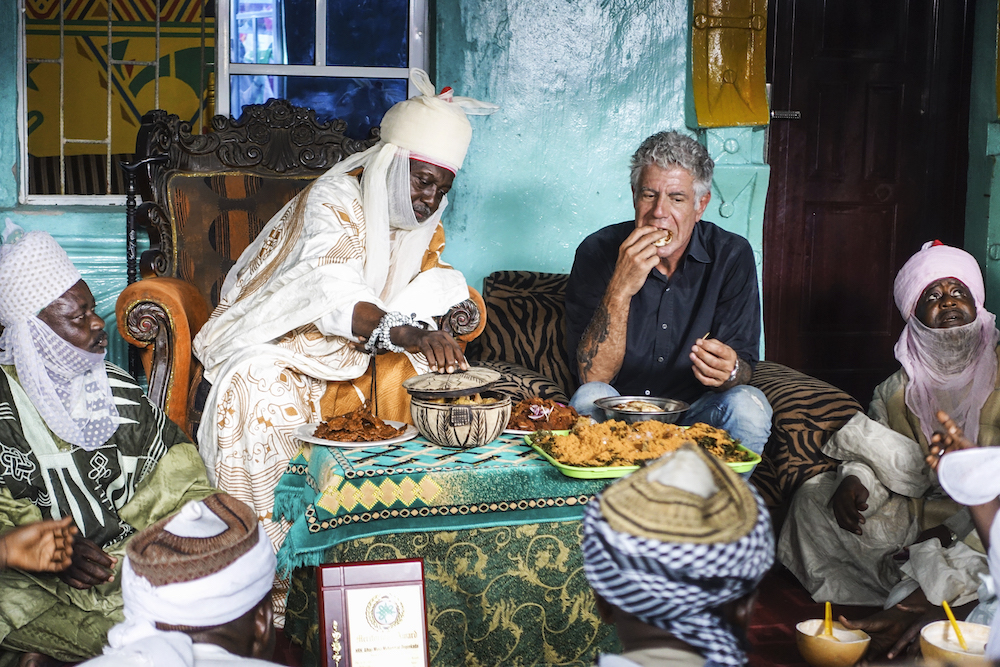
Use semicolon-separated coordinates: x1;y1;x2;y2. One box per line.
128;99;380;279
691;0;769;127
126;301;173;409
438;299;481;337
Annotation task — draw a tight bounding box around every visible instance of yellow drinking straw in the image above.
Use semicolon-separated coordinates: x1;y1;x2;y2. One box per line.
823;601;834;637
941;599;968;651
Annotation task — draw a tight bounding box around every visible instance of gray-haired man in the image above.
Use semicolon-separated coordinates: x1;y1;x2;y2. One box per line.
565;131;771;460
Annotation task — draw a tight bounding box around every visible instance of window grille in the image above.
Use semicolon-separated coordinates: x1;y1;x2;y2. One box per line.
18;0;213;203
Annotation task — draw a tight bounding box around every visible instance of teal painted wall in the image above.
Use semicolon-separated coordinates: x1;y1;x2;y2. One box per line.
434;0;692;292
967;0;1000;312
0;3;130;369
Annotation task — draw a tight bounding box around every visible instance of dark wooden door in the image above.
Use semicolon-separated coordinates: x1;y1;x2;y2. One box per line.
764;0;975;404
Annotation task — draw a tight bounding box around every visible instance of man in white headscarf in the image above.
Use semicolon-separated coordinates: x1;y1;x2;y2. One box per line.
0;224;216;666
778;241;999;660
191;69;496;616
79;493;278;667
582;444;774;667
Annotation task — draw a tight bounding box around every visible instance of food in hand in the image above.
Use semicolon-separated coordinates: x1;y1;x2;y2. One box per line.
532;420;753;467
508;397;579;431
652;231;673;247
314;404;403;442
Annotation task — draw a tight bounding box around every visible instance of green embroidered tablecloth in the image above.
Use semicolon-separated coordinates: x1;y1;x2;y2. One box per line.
274;434;622;666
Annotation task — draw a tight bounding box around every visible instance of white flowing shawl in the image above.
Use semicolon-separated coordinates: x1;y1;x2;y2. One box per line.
892;242;999;444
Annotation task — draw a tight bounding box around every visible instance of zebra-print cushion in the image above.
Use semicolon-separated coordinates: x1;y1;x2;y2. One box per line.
471;360;569;404
466;271;575;396
749;361;862;508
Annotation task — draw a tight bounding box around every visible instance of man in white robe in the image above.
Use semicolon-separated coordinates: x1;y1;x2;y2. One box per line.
192;70;496;617
778;241;999;659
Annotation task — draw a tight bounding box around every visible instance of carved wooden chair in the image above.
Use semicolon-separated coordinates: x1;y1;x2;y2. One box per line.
115;100;484;437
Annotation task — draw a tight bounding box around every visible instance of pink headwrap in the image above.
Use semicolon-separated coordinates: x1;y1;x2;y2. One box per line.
893;241;999;445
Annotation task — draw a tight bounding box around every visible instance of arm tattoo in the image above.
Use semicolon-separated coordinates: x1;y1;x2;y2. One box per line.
577;303;611;382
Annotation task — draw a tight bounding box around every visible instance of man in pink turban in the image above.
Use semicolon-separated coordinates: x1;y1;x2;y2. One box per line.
779;242;999;660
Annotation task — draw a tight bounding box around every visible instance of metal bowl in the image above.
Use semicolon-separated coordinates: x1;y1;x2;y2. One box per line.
593;396;690;424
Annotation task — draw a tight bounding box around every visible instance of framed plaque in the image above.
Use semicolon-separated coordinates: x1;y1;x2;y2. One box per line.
316;559;429;667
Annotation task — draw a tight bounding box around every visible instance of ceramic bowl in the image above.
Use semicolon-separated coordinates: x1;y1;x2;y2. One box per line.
409;390;511;449
795;619;870;667
593;396;690;424
920;620;990;663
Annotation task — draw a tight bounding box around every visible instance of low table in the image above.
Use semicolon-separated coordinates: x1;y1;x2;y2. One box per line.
275;434;621;666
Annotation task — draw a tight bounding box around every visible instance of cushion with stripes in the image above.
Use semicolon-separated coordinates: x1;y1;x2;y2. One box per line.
465;271;575;396
749;361;862;508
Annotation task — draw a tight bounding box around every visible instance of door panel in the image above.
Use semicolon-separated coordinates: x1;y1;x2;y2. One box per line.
764;0;974;404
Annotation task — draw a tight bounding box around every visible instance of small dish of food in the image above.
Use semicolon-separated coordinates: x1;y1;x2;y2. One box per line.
593;396;690;424
505;397;580;434
296;404;418;448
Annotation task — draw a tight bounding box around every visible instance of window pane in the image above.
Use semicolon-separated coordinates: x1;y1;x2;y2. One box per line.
326;0;408;67
230;75;406;140
232;0;287;64
284;0;316;65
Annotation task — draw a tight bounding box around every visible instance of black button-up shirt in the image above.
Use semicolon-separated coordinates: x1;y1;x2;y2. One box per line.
565;220;760;404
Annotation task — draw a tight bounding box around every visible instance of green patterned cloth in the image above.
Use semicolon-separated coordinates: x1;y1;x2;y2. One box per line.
274;434;612;574
285;523;621;666
274;435;624;665
0;364;216;662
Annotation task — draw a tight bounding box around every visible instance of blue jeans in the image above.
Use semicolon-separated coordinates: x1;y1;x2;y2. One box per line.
569;381;773;476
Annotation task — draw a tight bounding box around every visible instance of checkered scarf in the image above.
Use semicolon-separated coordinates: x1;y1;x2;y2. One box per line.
582;484;774;666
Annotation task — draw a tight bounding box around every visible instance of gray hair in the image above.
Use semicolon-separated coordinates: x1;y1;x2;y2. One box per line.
630;131;714;199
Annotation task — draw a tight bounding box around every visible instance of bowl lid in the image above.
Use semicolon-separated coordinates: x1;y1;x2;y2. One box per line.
402;368;503;399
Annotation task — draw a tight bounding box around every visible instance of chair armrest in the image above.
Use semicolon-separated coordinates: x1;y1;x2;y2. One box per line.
115;278;211;433
437;286;487;343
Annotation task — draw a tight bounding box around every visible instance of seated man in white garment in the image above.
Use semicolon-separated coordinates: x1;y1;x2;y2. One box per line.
80;493;278;667
779;241;1000;660
191;70;496;591
0;225;215;666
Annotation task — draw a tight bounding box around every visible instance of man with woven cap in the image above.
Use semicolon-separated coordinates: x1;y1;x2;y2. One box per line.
0;223;215;666
192;68;497;573
80;493;278;667
582;444;775;666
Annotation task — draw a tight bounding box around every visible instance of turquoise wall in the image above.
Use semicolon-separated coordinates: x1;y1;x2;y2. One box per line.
966;0;1000;312
0;3;131;369
434;0;691;291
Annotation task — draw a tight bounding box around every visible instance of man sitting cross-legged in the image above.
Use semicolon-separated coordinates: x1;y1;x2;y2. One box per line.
0;225;215;666
79;493;278;667
779;241;1000;660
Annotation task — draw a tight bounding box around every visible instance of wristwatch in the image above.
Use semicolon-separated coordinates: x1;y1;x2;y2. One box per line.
728;358;740;383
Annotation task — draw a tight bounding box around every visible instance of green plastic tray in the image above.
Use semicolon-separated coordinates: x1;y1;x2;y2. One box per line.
525;434;761;479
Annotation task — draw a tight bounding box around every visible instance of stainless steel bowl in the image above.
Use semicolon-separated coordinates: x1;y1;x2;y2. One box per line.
593;396;690;424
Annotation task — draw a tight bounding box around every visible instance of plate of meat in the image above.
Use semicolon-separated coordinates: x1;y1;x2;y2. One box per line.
295;405;418;447
504;397;580;435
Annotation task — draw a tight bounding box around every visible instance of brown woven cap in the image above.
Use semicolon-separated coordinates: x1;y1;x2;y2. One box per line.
599;444;758;544
127;493;259;586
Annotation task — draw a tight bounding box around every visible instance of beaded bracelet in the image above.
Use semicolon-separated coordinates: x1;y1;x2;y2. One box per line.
364;311;418;354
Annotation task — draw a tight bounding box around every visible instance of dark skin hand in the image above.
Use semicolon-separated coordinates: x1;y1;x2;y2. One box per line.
927;410;1000;551
840;589;974;662
0;517;76;572
831;474;869;535
352;302;467;374
58;534;116;589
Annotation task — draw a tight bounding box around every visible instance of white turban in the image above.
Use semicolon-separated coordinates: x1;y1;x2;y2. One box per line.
0;221;119;450
101;494;277;667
